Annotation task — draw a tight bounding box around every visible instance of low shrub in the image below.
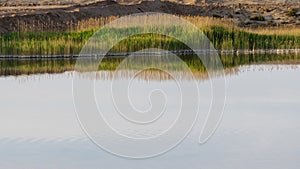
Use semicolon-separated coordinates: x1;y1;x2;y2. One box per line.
250;15;265;21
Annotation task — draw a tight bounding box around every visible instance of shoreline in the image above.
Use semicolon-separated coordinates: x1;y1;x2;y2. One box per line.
0;49;299;59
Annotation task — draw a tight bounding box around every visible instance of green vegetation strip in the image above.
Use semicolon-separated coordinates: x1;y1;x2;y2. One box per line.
0;26;300;56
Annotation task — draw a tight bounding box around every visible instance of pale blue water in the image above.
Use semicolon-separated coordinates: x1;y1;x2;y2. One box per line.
0;65;299;169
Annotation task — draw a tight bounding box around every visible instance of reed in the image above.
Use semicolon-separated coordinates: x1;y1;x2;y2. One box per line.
0;31;94;55
0;16;300;56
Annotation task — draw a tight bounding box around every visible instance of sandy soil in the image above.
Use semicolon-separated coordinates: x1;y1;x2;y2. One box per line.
0;0;299;33
0;0;298;6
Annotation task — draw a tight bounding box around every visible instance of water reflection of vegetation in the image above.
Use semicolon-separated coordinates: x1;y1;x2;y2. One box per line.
0;54;299;77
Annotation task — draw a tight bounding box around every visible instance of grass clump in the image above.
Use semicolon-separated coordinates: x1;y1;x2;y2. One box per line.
250;15;265;21
287;8;297;17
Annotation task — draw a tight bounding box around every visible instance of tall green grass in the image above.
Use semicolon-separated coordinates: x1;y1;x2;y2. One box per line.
0;31;94;55
0;25;300;56
206;26;300;50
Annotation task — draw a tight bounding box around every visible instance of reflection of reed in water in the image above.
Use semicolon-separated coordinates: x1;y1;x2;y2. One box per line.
1;53;300;77
96;69;238;81
94;69;210;81
0;58;76;76
6;64;299;83
1;72;74;84
79;68;238;81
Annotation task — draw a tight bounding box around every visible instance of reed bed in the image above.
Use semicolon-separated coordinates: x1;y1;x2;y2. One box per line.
0;16;300;56
0;31;93;55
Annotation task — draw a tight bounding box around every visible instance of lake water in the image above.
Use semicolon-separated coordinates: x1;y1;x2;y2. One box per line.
0;60;299;168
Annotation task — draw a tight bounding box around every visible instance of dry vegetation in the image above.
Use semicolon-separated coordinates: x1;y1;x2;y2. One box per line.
0;0;299;33
75;16;300;36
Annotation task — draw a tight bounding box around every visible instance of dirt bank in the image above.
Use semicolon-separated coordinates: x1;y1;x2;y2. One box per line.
0;0;299;33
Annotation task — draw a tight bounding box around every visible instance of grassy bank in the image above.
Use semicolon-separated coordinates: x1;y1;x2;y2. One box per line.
0;16;300;55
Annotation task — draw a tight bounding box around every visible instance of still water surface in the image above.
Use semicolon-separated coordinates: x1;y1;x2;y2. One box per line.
0;63;299;169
